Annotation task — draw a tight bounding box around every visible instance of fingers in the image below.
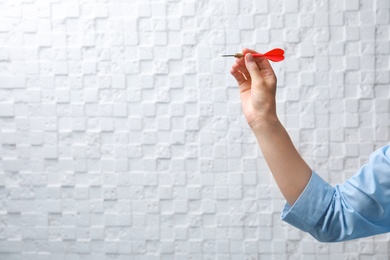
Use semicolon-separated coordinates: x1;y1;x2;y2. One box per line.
236;48;258;66
230;68;246;86
231;60;250;83
244;53;277;86
231;48;277;88
239;48;277;74
244;53;263;84
233;63;250;79
231;64;252;93
236;48;274;73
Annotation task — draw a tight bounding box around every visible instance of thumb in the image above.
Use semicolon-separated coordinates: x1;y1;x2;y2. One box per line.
244;53;263;84
245;53;277;87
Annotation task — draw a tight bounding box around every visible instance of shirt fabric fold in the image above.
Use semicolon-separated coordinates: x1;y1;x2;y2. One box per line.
281;145;390;242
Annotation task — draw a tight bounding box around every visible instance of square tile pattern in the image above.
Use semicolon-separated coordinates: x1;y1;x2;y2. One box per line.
0;0;389;259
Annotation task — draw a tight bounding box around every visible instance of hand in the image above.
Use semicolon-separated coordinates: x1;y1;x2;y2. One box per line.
230;48;278;129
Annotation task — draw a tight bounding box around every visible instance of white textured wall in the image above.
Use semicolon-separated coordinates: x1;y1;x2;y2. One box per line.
0;0;389;259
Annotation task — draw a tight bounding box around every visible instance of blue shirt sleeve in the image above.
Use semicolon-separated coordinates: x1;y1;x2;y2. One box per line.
281;145;390;242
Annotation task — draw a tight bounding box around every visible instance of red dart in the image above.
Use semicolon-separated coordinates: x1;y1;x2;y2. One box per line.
222;48;285;62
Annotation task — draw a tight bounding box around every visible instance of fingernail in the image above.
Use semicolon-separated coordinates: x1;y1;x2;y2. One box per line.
246;53;253;62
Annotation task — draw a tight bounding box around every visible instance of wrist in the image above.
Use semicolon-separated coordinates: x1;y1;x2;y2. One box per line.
248;115;280;133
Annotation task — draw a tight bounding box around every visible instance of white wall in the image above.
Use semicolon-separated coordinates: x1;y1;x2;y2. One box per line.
0;0;389;259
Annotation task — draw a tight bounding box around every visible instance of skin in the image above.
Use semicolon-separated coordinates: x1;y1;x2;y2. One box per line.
230;48;312;205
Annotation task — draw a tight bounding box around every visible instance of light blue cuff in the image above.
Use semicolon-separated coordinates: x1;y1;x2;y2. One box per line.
281;171;335;232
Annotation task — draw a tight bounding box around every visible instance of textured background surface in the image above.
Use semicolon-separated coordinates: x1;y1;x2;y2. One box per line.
0;0;389;259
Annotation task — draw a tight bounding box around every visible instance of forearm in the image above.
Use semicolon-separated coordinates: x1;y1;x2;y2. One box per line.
251;117;312;205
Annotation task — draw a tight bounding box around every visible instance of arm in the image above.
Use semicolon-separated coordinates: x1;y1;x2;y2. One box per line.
230;49;390;242
230;49;311;205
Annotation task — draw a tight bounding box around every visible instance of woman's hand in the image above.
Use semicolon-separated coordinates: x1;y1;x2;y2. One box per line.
230;48;278;130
